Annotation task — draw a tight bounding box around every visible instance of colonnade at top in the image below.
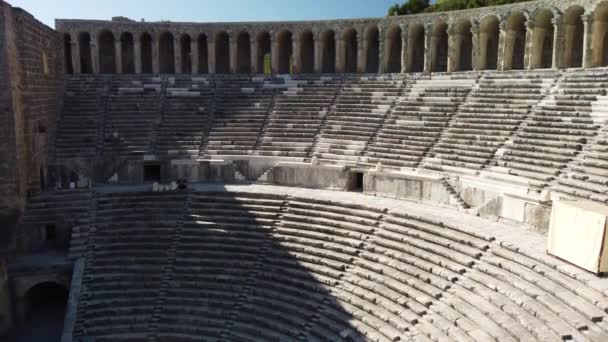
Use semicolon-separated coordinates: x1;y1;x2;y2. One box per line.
59;1;608;75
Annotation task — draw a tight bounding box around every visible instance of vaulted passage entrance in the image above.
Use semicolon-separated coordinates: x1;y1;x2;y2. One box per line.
13;282;69;342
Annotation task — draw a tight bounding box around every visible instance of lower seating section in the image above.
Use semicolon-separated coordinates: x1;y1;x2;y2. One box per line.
494;70;605;187
255;76;342;158
424;71;552;172
67;189;608;341
103;77;162;157
314;77;404;164
75;192;186;341
364;75;474;169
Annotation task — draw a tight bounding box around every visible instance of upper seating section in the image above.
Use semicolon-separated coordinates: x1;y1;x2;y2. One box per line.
66;189;608;341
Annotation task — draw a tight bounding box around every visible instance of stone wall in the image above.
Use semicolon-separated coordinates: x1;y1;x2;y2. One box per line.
0;0;63;251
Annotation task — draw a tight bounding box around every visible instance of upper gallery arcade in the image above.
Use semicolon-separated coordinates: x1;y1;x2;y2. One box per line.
56;0;608;75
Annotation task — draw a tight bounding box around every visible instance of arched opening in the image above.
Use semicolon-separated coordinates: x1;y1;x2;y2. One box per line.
19;282;69;341
236;31;251;74
278;31;293;74
140;33;153;74
180;34;192;74
453;19;473;71
408;25;425;72
78;32;92;74
256;32;271;74
63;34;73;74
215;31;230;74
159;32;175;74
504;12;527;70
343;29;358;73
322;30;336;73
480;16;499;70
530;9;554;69
593;2;608;66
365;26;379;73
431;22;448;72
197;34;208;74
120;32;135;74
300;31;315;73
98;30;116;74
386;25;402;73
563;6;585;68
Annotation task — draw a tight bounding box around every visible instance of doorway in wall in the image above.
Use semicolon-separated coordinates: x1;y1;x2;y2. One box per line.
143;164;161;183
348;172;364;192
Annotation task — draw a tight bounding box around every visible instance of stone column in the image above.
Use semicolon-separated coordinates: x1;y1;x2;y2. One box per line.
191;36;199;74
134;38;142;74
357;34;365;73
174;36;182;74
447;23;456;73
524;20;535;70
423;23;432;73
400;24;408;73
471;22;480;71
271;33;279;73
207;36;216;74
152;34;160;74
582;13;593;68
313;30;322;73
114;38;123;74
335;37;344;73
292;34;301;74
229;33;237;73
91;32;100;74
497;21;507;71
70;33;81;74
378;26;386;73
551;15;561;69
250;38;257;74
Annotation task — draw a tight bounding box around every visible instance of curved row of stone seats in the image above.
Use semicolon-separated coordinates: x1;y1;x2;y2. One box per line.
200;77;282;157
424;72;551;173
364;74;475;169
155;76;215;158
74;192;186;341
102;77;162;157
157;191;286;341
54;76;102;160
492;70;605;187
17;189;92;253
255;76;343;158
313;76;404;165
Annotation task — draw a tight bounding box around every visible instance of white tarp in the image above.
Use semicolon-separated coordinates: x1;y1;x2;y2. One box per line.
548;200;608;274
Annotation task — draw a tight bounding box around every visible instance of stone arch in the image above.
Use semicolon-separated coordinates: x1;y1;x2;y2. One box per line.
140;32;153;74
504;12;527;70
407;24;425;72
322;30;336;73
562;5;585;68
343;28;358;73
365;25;380;73
452;19;473;71
180;34;192;74
431;21;448;72
197;34;208;74
98;30;116;74
236;31;251;74
385;25;402;73
159;31;175;73
215;31;230;74
63;34;73;74
300;30;315;73
594;1;608;66
531;9;554;69
120;32;135;74
480;15;499;70
278;30;293;74
256;32;271;74
78;32;92;74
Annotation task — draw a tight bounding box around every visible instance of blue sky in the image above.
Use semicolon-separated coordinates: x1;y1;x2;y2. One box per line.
8;0;401;28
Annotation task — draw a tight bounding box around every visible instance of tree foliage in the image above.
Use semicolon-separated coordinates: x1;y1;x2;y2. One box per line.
387;0;531;15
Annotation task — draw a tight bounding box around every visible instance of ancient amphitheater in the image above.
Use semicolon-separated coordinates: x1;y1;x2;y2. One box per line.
5;0;608;341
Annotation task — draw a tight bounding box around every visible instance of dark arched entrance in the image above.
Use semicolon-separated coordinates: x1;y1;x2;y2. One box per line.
15;282;69;342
